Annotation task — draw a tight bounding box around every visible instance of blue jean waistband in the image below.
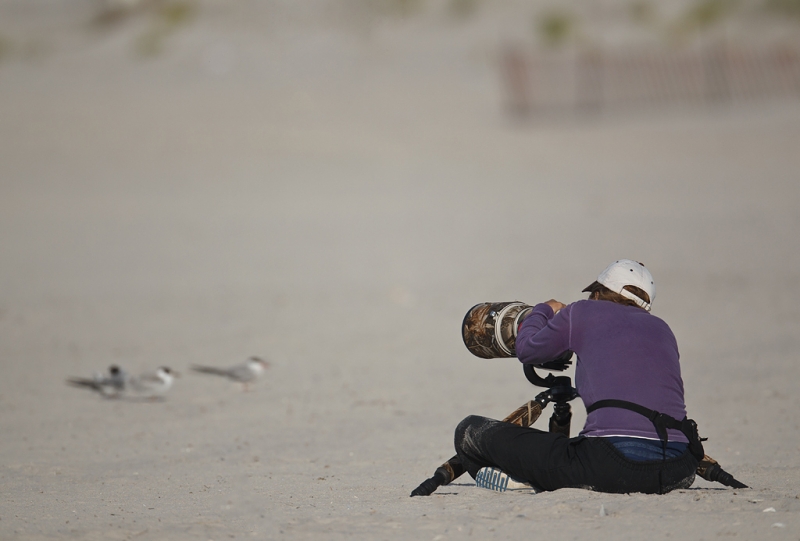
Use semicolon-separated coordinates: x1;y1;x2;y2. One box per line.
605;436;688;461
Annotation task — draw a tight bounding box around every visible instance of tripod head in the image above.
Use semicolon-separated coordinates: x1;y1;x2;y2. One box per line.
523;351;578;402
522;351;572;388
523;357;580;437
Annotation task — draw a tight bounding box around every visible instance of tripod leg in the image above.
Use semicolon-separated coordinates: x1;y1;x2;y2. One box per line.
548;402;572;437
504;400;545;427
410;461;464;497
696;455;748;489
410;400;544;497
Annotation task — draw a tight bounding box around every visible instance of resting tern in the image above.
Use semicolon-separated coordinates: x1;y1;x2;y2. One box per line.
66;365;129;398
191;356;270;390
128;366;177;400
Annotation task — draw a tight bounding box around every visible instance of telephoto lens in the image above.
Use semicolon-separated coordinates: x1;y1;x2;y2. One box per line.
462;302;533;359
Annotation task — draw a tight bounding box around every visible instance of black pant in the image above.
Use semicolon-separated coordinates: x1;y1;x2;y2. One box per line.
454;415;698;494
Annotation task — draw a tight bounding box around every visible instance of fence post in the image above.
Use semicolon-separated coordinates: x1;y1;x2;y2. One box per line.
577;48;604;113
703;42;730;104
501;44;532;118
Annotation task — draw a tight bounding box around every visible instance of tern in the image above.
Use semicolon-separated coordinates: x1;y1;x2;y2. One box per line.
128;366;177;400
191;356;270;390
66;365;129;398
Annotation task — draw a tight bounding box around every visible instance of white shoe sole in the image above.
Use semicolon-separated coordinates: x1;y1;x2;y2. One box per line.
475;467;538;493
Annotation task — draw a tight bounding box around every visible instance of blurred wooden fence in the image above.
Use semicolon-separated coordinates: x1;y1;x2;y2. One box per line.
501;44;800;116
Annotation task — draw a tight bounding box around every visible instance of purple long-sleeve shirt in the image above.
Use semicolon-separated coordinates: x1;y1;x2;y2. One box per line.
516;299;688;442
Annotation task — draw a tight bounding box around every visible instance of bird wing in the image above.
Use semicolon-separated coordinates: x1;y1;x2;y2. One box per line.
66;377;103;391
228;363;260;382
190;364;231;377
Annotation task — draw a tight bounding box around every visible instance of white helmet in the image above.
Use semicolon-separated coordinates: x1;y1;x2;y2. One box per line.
584;259;656;311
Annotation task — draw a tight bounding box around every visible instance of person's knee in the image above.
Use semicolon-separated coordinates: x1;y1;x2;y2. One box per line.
454;415;487;448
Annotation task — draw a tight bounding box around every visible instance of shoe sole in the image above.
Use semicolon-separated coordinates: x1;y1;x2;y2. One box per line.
475;467;538;493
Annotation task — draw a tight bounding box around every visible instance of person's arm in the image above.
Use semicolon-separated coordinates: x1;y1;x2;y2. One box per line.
516;300;571;365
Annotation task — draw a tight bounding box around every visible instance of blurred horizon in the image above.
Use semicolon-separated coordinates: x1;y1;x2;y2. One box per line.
2;0;799;98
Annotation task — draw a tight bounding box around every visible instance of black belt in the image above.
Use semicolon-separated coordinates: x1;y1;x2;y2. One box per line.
586;399;706;461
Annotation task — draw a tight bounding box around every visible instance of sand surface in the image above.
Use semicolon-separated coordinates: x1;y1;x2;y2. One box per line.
1;3;800;539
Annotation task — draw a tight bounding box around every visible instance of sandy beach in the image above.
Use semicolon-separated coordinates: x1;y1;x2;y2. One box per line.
1;2;799;539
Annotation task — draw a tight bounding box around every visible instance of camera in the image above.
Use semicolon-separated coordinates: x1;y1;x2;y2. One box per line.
462;301;573;380
461;301;533;359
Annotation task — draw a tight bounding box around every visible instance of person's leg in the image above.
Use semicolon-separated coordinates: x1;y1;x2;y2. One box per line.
454;415;571;489
454;415;698;493
454;416;514;478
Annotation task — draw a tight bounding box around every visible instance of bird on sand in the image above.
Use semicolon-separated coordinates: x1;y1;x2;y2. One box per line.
66;365;129;398
68;365;176;400
190;356;270;390
127;366;177;400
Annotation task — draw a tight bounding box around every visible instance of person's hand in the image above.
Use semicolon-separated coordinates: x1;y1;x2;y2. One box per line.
545;299;566;315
